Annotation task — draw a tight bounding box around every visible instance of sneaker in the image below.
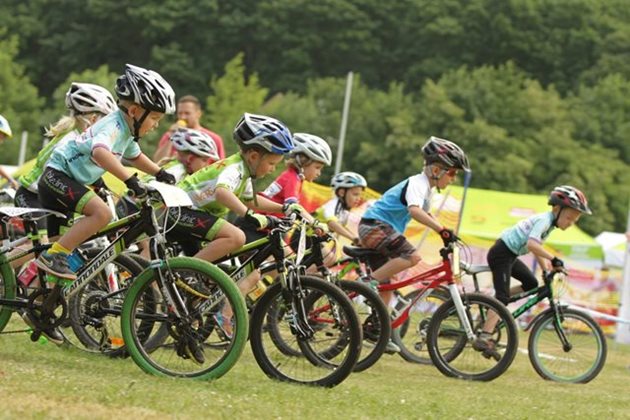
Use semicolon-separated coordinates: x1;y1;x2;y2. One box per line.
21;313;65;345
213;312;233;340
35;251;76;280
185;337;205;365
472;334;501;361
384;339;401;354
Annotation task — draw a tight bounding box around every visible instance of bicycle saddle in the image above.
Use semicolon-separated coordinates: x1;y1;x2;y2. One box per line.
460;261;491;275
342;245;382;260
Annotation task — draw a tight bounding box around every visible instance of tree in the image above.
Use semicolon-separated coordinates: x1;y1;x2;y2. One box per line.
204;53;269;156
0;29;44;163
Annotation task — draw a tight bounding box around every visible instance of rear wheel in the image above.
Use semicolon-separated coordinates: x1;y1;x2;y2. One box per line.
391;287;450;364
67;252;143;356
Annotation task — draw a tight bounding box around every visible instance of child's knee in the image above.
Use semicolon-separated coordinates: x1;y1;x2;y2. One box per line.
408;252;422;267
230;229;246;250
93;204;113;225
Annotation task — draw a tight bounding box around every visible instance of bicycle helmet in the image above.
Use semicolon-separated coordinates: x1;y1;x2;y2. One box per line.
115;64;175;114
170;128;220;160
290;133;332;165
548;186;592;215
233;112;294;154
66;82;117;115
0;115;12;138
331;172;367;191
421;136;470;172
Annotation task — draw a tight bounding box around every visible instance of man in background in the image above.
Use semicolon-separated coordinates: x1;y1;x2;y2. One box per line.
153;95;224;162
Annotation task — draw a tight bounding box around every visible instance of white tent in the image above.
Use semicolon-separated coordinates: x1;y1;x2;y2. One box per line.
595;231;627;268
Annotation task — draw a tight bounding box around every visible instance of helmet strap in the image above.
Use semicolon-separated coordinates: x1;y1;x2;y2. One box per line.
119;104;149;141
553;206;564;227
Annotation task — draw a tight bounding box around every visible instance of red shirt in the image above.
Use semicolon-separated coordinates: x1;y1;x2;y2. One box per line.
261;167;302;217
158;126;225;159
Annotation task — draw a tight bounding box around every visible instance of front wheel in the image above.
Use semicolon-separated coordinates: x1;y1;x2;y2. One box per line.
427;292;518;381
121;257;248;379
0;262;16;332
249;276;362;387
528;307;607;383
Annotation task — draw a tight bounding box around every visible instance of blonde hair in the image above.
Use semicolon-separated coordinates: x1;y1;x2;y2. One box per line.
45;112;95;138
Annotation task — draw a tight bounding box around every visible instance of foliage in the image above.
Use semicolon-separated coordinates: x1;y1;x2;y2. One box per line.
0;29;44;161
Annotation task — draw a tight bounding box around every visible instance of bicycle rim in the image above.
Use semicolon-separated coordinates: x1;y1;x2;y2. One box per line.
0;262;15;332
528;308;607;383
121;257;248;379
250;277;362;387
66;254;142;356
428;293;518;381
391;288;449;364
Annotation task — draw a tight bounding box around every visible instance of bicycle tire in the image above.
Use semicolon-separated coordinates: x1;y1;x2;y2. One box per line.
121;257;248;379
427;292;518;381
528;307;607;383
0;262;16;332
288;277;389;372
391;287;450;364
249;276;362;387
67;252;144;356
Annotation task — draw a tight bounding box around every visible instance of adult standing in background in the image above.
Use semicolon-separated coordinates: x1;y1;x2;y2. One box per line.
153;95;225;162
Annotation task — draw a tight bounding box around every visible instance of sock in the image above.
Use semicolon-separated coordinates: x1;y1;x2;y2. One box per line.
48;242;71;255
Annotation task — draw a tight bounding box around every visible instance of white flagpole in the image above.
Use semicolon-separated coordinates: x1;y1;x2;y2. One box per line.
334;71;354;174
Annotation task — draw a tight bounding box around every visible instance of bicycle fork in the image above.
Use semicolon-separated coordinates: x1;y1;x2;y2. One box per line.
447;284;477;340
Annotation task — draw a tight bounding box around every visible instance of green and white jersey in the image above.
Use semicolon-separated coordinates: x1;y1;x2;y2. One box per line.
18;129;77;192
178;153;253;217
141;158;186;183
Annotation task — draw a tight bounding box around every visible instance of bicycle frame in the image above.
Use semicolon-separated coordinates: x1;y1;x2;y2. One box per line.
307;234;478;340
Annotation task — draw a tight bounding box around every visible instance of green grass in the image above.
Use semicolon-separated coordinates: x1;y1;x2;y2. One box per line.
1;316;630;420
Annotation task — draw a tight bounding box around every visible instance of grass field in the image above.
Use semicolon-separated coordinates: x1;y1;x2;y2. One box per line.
1;316;629;420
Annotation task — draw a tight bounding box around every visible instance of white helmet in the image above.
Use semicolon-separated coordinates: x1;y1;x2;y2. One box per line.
170;128;220;160
290;133;332;165
66;82;117;115
0;115;12;138
115;64;176;114
233;112;294;154
331;171;367;191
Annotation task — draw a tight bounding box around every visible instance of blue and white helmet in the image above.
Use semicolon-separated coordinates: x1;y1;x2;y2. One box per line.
290;133;332;165
331;172;367;191
115;64;176;114
0;115;12;138
66;82;117;115
233;113;294;154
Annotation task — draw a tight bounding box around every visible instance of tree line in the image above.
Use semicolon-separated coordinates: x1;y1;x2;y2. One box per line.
1;0;630;235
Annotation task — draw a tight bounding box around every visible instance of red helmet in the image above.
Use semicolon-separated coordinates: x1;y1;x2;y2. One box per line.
548;186;592;215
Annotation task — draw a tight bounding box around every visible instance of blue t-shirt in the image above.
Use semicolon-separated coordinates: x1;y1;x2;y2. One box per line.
362;173;432;234
501;211;555;256
47;110;141;185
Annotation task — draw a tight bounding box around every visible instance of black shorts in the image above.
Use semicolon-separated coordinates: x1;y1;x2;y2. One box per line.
165;207;225;247
14;186;46;230
37;168;96;237
487;239;539;304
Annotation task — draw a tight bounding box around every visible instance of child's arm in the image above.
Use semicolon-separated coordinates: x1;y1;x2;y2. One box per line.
247;195;315;223
127;152;161;176
92;148;134;181
527;239;555;272
327;220;358;243
215;186;249;217
0;166;17;188
409;205;444;232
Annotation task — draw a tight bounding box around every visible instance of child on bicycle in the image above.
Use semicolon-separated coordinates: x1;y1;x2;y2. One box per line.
116;127;220;218
16;83;117;236
171;113;295;338
315;171;367;245
474;185;592;356
358;137;469;352
0;114;19;188
36;64;178;280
